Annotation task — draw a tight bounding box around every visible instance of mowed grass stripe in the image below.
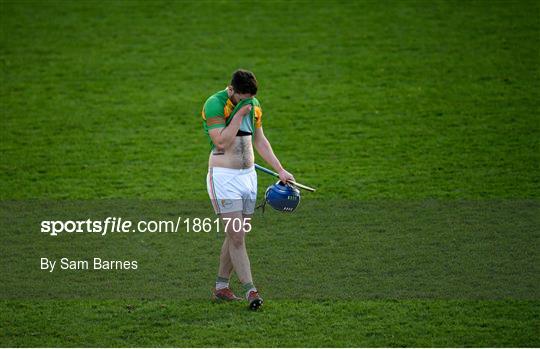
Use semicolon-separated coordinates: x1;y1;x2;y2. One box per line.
1;200;538;300
1;300;538;347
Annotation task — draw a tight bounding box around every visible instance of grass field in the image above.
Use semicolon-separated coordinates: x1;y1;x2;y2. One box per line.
1;0;539;347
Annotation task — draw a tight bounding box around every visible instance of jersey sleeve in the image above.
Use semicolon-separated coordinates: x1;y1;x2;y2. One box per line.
253;101;263;128
202;96;226;130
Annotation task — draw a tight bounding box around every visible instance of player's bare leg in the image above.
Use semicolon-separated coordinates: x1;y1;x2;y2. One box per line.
240;212;263;310
221;210;253;284
212;219;241;302
218;237;234;278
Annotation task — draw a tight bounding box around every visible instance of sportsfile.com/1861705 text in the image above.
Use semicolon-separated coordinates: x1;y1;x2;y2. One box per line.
40;217;252;236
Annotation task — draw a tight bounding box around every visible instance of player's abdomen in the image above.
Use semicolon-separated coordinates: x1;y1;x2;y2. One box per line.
208;135;254;170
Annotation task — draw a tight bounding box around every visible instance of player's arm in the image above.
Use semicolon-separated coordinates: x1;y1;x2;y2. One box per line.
254;126;295;183
208;105;252;150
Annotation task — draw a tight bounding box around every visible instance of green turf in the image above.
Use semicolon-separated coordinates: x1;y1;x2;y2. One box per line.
1;300;538;347
1;0;538;200
1;0;539;347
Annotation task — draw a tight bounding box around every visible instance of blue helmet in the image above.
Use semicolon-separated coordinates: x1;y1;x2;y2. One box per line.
265;181;301;212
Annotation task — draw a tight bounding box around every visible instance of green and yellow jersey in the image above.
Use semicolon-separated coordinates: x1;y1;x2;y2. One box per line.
201;89;263;149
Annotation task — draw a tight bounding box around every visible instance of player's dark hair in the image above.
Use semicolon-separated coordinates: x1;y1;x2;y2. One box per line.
231;69;258;95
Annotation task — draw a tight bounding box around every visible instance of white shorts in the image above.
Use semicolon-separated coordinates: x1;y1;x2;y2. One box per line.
207;166;257;215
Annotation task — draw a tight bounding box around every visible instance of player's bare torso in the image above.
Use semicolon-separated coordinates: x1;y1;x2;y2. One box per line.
208;135;254;169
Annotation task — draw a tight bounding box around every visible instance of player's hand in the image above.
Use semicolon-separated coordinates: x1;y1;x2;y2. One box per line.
278;169;295;184
237;104;252;117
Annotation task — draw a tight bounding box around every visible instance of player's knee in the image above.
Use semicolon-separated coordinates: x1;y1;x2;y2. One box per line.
228;231;245;248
